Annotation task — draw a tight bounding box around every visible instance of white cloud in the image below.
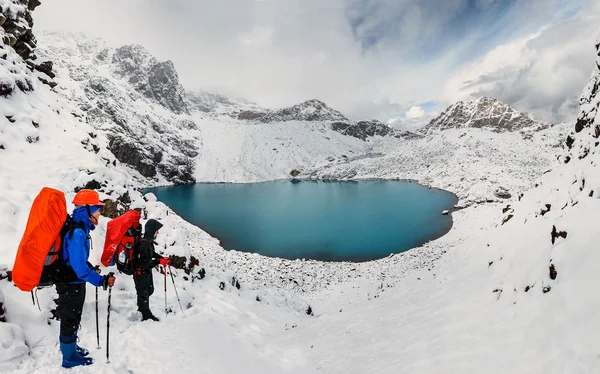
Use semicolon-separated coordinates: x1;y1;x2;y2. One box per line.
404;106;426;119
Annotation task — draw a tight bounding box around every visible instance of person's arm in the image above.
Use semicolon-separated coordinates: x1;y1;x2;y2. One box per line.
66;230;105;287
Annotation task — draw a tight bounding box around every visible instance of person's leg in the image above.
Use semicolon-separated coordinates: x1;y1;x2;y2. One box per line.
56;283;93;368
134;274;152;317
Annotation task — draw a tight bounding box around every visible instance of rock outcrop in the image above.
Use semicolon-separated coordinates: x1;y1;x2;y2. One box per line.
331;120;393;141
566;40;600;160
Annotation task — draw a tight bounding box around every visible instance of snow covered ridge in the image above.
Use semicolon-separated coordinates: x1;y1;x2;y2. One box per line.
422;96;549;134
237;99;349;123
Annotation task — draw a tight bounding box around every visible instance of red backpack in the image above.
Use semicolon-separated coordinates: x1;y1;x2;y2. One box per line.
101;210;141;275
12;187;83;291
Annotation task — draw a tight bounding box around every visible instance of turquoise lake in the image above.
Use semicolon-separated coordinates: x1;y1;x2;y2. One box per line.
147;180;458;262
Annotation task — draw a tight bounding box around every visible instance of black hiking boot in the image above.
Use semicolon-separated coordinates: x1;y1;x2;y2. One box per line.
141;313;160;322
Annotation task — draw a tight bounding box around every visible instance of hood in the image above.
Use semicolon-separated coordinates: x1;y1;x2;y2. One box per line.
144;219;163;239
71;206;95;232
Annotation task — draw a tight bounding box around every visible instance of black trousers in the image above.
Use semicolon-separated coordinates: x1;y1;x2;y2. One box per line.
56;282;86;340
133;272;154;317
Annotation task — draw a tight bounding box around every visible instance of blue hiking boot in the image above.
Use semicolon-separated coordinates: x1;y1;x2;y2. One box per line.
60;336;93;368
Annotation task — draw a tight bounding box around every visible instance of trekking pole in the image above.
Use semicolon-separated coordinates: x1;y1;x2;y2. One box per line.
106;286;111;364
96;287;100;349
105;272;114;364
168;265;184;313
164;266;167;317
95;266;100;350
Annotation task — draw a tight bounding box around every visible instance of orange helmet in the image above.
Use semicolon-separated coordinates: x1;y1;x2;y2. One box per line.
72;189;105;206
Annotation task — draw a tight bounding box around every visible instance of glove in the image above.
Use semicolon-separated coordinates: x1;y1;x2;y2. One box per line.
102;272;116;290
159;257;170;267
94;265;101;274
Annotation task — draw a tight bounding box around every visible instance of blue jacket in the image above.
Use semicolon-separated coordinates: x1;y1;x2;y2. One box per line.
61;206;104;287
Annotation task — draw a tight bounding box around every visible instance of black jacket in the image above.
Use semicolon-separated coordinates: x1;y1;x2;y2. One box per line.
134;219;163;271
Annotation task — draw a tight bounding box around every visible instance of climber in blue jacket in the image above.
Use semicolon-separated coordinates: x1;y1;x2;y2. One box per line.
55;189;116;368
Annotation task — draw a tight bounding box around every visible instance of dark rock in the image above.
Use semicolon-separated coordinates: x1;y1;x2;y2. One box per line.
550;226;568;244
524;285;532;292
331;120;394;141
0;81;12;97
540;204;551;216
290;169;300;177
231;277;241;290
34;61;55;78
575;118;587;133
306;305;313;316
26;135;39;143
549;264;557;280
37;76;57;88
501;214;514;225
168;255;200;275
543;286;551;294
108;136;157;178
101;199;123;219
566;135;575;149
74;180;102;192
219;282;225;291
256;296;261;302
238;110;266;121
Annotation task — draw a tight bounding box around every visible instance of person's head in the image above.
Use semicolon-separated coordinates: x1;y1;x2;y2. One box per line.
72;189;105;226
144;219;163;240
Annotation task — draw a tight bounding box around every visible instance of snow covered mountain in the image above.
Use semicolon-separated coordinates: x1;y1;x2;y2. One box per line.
422;96;549;134
1;1;597;372
36;33;199;185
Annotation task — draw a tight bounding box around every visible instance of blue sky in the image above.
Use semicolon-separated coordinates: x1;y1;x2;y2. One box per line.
35;0;600;127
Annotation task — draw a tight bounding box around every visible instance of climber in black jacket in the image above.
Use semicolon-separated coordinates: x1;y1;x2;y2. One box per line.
133;218;169;321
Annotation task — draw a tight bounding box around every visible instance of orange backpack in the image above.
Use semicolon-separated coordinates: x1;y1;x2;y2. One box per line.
101;210;142;275
12;187;82;291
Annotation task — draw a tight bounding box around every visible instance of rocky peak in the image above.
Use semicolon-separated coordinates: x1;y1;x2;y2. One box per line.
110;44;189;114
111;44;157;77
237;99;348;123
422;97;549;134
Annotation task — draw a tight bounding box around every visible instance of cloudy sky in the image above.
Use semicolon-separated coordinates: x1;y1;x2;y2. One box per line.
34;0;599;128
